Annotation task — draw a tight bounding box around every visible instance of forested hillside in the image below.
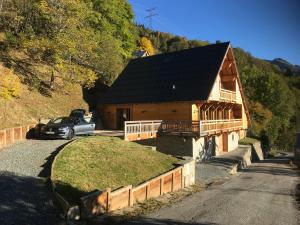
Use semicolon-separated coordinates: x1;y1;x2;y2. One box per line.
0;0;137;128
137;26;300;150
0;0;298;150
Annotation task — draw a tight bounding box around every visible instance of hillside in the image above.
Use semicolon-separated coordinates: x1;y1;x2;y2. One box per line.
269;58;300;76
0;0;135;129
0;57;88;129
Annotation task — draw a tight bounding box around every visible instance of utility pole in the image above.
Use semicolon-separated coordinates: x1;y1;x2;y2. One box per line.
145;7;158;29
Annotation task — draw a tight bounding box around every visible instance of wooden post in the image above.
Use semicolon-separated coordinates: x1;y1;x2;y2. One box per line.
171;172;174;192
181;167;184;188
2;130;7;148
124;121;127;141
129;186;133;206
160;177;164;195
146;183;149;200
106;188;111;212
139;122;141;133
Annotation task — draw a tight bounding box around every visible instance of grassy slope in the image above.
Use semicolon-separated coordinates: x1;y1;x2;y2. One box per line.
51;136;179;203
0;49;88;129
0;82;88;129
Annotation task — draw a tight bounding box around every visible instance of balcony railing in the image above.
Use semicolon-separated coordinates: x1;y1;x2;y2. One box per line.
200;119;243;135
220;88;236;102
124;119;243;141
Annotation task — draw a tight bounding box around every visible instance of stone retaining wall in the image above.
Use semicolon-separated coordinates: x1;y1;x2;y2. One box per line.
0;124;36;149
80;158;195;217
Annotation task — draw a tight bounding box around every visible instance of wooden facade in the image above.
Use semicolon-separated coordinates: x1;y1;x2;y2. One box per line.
98;42;249;158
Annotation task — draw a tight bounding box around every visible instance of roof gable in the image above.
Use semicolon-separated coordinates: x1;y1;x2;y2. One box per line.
99;42;230;104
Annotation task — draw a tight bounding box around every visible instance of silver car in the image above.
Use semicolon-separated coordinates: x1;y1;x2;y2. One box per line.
40;116;95;140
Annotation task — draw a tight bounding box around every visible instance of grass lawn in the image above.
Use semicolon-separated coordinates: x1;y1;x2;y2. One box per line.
51;136;179;204
239;137;259;145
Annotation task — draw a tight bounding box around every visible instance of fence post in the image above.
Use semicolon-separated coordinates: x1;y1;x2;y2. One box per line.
129;186;133;207
124;122;127;141
181;167;184;188
106;188;111;212
160;177;164;195
171;172;174;192
140;122;142;133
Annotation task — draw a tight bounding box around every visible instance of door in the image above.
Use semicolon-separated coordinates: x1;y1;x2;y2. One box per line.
222;133;228;152
74;118;95;134
116;108;130;129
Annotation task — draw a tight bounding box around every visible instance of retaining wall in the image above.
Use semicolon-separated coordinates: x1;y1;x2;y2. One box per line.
0;124;36;149
80;158;195;217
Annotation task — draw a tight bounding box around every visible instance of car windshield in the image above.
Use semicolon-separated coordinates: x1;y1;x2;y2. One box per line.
49;117;74;124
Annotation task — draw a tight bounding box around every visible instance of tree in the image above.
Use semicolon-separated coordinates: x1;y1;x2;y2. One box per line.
0;66;21;126
167;36;189;52
0;66;20;99
139;37;155;55
0;0;137;87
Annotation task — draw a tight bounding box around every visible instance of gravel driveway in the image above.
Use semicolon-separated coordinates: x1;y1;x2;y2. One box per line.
0;139;69;225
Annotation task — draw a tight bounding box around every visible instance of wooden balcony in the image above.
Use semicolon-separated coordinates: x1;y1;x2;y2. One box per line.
220;88;236;102
124;119;243;141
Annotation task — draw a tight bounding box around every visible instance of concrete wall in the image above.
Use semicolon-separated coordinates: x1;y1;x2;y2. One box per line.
137;131;241;161
228;131;239;152
136;135;194;157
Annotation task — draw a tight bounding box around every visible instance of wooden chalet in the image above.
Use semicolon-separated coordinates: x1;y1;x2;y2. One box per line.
98;42;250;159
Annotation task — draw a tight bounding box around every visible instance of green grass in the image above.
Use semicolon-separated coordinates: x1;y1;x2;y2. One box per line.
51;136;179;204
239;137;259;145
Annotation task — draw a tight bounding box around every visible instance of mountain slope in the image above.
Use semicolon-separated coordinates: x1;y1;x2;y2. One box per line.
270;58;300;76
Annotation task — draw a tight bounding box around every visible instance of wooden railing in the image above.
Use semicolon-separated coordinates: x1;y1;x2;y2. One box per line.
124;119;243;141
160;120;200;133
124;120;162;140
220;88;236;102
200;119;243;135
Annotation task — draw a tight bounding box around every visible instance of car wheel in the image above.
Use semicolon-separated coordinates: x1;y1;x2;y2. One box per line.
67;129;74;140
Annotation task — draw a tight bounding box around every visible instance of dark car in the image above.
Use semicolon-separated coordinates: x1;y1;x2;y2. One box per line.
40;116;95;140
69;109;86;118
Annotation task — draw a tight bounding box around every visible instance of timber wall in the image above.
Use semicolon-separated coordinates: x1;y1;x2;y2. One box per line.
80;158;195;217
0;124;36;149
99;102;192;129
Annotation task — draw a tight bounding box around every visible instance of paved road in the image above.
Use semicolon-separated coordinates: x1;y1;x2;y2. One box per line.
0;140;69;225
126;155;300;225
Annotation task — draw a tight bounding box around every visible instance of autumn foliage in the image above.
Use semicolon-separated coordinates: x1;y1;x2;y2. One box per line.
0;66;20;100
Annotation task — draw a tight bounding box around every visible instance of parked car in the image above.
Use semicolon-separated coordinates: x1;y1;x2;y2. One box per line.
69;109;86;118
40;116;95;140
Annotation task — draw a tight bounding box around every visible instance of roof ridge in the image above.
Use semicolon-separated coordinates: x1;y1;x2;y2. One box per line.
132;41;230;61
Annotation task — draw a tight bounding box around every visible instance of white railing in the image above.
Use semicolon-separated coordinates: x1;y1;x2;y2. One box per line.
124;119;243;140
200;119;243;135
124;120;162;140
220;88;236;102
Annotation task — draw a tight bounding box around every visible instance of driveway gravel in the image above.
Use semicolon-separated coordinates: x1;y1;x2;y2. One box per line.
0;139;69;225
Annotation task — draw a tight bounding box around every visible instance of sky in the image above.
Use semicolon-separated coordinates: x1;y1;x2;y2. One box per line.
128;0;300;65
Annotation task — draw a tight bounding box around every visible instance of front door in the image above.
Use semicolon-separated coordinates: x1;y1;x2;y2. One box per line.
116;108;130;129
222;133;228;152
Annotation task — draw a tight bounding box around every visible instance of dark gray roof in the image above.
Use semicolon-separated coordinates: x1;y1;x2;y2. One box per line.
99;42;230;104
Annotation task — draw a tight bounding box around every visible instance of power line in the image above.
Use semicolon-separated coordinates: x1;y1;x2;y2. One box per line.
145;7;158;29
